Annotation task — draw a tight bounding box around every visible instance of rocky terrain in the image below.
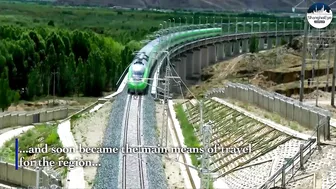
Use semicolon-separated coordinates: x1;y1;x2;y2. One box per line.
187;30;336;101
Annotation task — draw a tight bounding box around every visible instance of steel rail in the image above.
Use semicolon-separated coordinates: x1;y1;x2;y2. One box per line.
137;96;145;189
121;95;145;189
122;95;132;189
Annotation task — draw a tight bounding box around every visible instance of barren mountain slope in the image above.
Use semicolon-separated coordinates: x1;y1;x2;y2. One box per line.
56;0;335;11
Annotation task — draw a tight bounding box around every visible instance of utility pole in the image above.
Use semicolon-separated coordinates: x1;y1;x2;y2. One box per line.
312;47;316;86
316;58;320;107
293;0;336;103
275;19;279;69
160;57;172;147
235;17;238;34
200;120;212;189
291;18;295;37
213;17;215;28
276;19;278;47
51;71;59;106
267;18;269;35
228;15;230;33
326;48;331;91
332;44;336;106
259;17;261;32
300;0;309;102
159;54;180;146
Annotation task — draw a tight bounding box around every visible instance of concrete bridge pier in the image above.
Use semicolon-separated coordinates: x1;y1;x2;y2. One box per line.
276;37;280;46
259;38;264;50
201;46;208;69
286;36;291;44
208;45;216;65
224;42;232;58
180;55;187;85
186;52;193;80
159;57;167;77
267;38;273;49
174;56;186;85
233;41;240;55
170;59;181;94
156;57;167;95
216;43;225;61
242;39;248;53
192;49;201;79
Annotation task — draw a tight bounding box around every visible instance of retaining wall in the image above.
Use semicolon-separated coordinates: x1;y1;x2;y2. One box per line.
206;82;331;140
0;107;69;129
0;161;61;188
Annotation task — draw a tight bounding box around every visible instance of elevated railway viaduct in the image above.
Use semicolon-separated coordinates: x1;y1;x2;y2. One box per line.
152;30;303;96
0;20;309;189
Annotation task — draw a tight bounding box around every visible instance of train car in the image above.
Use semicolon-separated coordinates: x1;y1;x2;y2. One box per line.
127;60;150;94
127;27;222;95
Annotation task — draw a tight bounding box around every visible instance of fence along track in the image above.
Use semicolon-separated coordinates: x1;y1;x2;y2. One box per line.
122;95;145;189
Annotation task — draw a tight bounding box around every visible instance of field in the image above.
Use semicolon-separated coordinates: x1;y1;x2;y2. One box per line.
0;1;165;43
0;1;302;41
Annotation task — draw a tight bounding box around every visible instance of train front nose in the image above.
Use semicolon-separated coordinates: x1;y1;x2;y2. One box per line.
128;78;145;93
128;63;147;94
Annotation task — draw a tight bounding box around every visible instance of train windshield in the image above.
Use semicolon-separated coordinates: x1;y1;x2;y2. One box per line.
131;64;145;79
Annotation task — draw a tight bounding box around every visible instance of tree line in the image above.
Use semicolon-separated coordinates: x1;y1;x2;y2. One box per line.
0;25;140;111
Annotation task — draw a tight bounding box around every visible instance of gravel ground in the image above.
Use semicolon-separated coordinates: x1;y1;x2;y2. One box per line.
124;97;142;188
142;94;168;189
93;88;128;189
93;87;167;189
72;101;112;188
156;101;185;189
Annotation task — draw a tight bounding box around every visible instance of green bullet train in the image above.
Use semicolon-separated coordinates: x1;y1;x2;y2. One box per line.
127;27;222;95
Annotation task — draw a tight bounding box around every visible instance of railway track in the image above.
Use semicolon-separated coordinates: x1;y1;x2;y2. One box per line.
121;94;146;189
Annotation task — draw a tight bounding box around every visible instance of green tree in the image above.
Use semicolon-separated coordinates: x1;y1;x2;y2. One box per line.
75;57;84;96
48;20;55;27
27;68;41;99
12;91;20;110
103;51;114;90
84;50;106;96
249;35;259;53
0;25;133;99
0;71;13;111
62;35;71;56
72;31;91;61
67;53;76;92
0;55;6;73
58;53;75;96
281;37;287;45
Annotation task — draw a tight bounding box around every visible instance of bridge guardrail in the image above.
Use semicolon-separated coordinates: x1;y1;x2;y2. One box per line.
168;30;303;58
122;23;306;97
150;29;304;98
259;117;328;189
259;137;317;189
